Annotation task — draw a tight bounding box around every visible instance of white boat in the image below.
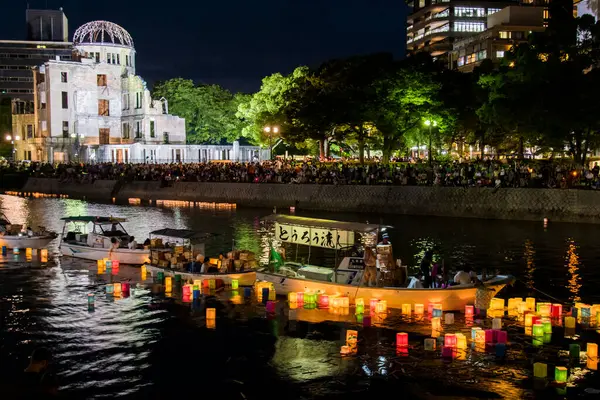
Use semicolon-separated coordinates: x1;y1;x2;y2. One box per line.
144;228;256;286
0;213;57;249
146;264;256;286
59;216;150;265
259;214;514;311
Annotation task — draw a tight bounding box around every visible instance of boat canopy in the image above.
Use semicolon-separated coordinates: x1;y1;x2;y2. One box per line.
262;214;388;233
149;228;213;242
60;216;127;224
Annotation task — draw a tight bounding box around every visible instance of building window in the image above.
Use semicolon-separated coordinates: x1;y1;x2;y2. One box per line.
41;121;47;131
499;31;511;39
496;50;505;58
125;55;129;66
122;123;130;139
419;0;425;7
135;92;142;109
487;8;501;15
61;72;67;83
61;91;68;109
62;121;69;138
122;93;130;110
163;133;169;144
116;54;120;65
150;120;155;138
435;9;450;18
136;121;142;138
543;9;549;19
453;21;485;32
97;74;107;86
467;53;477;64
98;100;110;116
95;52;100;63
477;50;487;61
454;7;485;17
26;125;33;139
99;128;110;145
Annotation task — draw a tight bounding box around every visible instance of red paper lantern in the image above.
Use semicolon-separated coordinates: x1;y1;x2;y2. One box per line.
319;295;329;308
296;292;304;303
551;304;562;318
485;329;494;343
496;330;507;344
444;334;457;348
465;305;474;316
396;332;409;347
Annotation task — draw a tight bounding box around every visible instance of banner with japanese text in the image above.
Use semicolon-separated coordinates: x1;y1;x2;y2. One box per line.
275;222;354;249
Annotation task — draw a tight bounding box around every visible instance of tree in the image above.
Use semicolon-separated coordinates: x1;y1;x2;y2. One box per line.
153;79;245;144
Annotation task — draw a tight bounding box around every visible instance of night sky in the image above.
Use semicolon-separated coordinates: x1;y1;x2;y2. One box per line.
1;0;407;93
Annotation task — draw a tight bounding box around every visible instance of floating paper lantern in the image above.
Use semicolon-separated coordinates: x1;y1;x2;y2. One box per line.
432;307;442;318
13;248;20;255
319;295;329;308
531;316;541;326
496;330;507;344
40;248;48;262
206;308;216;319
565;316;576;328
475;329;486;344
534;362;547;379
375;300;387;314
402;304;412;315
471;327;482;340
456;333;467;349
193;289;200;300
539;304;551;317
331;297;341;308
165;276;172;290
346;329;358;346
296;292;304;303
551;304;562;318
183;284;191;297
431;317;441;332
424;338;436;351
340;297;350;308
444;334;457;348
490;298;504;310
288;292;297;303
517;302;527;314
532;323;544;337
121;282;130;295
588;360;598;370
231;279;239;290
88;293;95;305
355;304;364;314
113;283;121;296
492;318;502;330
209;279;216;289
570;343;580;360
370;298;379;310
508;298;522;310
25;248;32;258
588;343;598;362
112;260;120;269
445;313;454;325
542;319;552;334
441;346;455;359
554;366;567;383
465;305;474;316
396;332;408;347
414;304;424;315
485;329;493;343
526;297;536;311
266;301;276;313
340;345;351;355
206;319;216;329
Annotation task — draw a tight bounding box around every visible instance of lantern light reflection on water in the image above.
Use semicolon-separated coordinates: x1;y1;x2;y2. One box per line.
206;308;216;319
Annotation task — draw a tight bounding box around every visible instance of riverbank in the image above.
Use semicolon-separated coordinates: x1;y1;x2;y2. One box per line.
17;177;600;223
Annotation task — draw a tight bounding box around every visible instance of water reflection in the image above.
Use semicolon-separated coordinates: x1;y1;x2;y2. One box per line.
566;239;582;303
524;239;535;289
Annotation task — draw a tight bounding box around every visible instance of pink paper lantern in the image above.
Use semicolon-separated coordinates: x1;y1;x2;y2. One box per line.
296;292;304;303
121;282;130;294
183;285;191;297
496;330;507;344
319;294;329;308
112;260;120;269
444;334;457;348
441;346;455;359
266;301;276;313
370;298;379;310
465;305;474;316
485;329;494;343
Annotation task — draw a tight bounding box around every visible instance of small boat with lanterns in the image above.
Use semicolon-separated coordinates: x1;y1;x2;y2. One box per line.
59;216;150;265
142;228;257;286
0;212;57;249
256;215;514;311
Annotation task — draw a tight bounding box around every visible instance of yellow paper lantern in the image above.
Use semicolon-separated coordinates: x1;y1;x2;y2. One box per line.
269;289;276;301
588;343;598;362
525;297;536;311
490;298;504;310
456;333;467;349
376;300;387;313
475;329;486;344
340;345;352;355
206;308;216;319
414;304;424;315
113;283;122;295
40;248;48;263
517;301;527;314
539;304;551;317
340;297;350;308
431;317;442;335
508;298;522;310
565;316;576;329
402;304;412;315
525;313;534;327
533;362;547;379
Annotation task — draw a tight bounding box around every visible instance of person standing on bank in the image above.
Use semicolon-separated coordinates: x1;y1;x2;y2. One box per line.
362;247;377;287
420;250;434;288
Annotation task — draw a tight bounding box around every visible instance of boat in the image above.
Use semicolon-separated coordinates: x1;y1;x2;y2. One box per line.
59;216;150;265
0;212;57;249
256;214;514;311
142;228;257;286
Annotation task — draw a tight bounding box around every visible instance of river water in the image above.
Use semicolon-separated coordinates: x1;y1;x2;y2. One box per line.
1;195;600;399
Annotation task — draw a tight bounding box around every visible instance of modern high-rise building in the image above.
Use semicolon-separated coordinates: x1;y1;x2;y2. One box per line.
406;0;518;59
26;8;69;42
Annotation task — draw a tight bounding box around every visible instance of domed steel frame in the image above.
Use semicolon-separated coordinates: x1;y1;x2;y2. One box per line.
73;21;134;48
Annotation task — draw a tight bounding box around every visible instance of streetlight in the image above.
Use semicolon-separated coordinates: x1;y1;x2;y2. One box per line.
5;134;19;161
264;126;279;160
424;119;437;165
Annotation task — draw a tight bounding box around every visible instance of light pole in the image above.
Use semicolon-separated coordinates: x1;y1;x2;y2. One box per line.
263;126;279;160
424;119;437;165
5;134;20;161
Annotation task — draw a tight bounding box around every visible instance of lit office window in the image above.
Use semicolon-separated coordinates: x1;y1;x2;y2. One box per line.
453;21;485;32
454;7;485;17
496;50;505;58
488;8;502;15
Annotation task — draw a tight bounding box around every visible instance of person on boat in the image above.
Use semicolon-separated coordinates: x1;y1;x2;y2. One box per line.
128;236;137;250
377;232;396;286
420;250;434;288
453;266;478;285
143;238;151;249
362;247;377;287
26;227;34;237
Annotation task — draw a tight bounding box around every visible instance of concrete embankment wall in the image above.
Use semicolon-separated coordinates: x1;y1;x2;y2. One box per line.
18;178;600;223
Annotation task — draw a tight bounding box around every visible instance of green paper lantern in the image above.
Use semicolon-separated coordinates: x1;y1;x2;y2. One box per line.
555;366;567;383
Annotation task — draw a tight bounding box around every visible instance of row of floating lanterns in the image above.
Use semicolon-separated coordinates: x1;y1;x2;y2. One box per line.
4;191;68;198
2;247;49;262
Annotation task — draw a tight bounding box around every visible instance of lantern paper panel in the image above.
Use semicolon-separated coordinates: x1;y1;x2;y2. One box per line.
533;362;547;379
206;308;216;319
588;343;598;362
554;366;568;383
532;324;544;337
396;332;408;347
414;304;424;315
465;305;474;316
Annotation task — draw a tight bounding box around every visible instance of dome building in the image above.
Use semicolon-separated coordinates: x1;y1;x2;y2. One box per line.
28;20;188;163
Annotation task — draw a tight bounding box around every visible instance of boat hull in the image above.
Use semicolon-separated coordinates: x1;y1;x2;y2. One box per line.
60;244;150;265
0;235;56;249
256;271;514;311
146;265;256;286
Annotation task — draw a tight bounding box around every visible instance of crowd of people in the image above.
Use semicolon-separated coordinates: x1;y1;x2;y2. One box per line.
4;158;600;189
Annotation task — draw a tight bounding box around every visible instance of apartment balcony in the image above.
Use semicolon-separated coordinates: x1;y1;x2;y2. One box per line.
407;0;451;23
407;24;451;46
